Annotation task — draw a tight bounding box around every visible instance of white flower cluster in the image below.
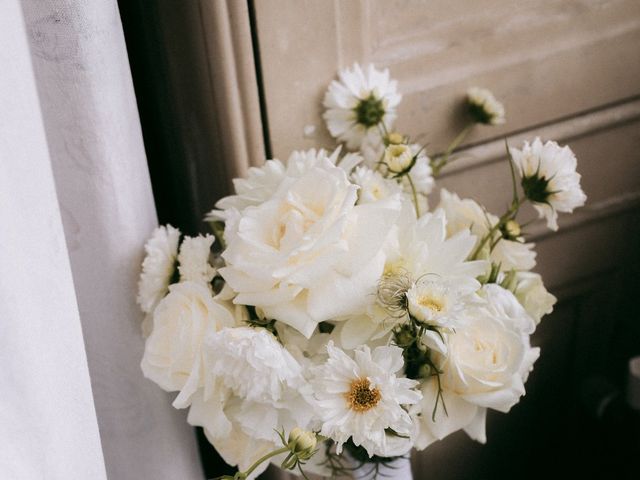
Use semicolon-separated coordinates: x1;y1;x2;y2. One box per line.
137;64;586;477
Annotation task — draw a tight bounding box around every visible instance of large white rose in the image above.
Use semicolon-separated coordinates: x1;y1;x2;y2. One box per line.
414;284;539;449
220;157;400;337
514;271;556;324
140;281;234;405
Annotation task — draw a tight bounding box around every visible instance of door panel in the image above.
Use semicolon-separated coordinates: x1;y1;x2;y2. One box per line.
251;1;640;478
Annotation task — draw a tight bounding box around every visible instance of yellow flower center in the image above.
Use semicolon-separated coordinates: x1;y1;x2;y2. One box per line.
346;378;381;412
418;295;444;312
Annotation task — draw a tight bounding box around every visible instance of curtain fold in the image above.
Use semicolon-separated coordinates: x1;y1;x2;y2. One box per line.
1;1;203;478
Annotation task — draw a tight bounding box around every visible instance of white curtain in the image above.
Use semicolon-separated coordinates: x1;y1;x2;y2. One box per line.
0;1;203;479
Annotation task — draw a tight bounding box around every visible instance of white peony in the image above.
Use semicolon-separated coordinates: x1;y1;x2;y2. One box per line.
466;87;506;125
323;63;401;150
438;189;537;271
414;284;539;449
185;327;318;478
220;157;400;337
177;234;216;286
510;138;586;231
140;281;234;405
312;341;421;457
514;271;556;324
137;224;180;315
201;327;305;403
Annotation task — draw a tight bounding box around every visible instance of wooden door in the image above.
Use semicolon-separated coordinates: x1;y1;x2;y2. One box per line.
250;1;640;478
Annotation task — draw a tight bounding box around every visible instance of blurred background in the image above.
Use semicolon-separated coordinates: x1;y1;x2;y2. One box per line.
118;1;640;478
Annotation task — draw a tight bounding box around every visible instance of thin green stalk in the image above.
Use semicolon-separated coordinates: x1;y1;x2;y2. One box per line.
432;123;473;176
240;446;290;478
406;174;421;217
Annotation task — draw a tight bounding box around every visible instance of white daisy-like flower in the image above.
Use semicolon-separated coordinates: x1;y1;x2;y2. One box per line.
137;224;181;314
466;87;505;125
177;234;216;287
406;278;477;329
323;63;401;150
510;138;587;231
438;189;537;271
312;341;421;457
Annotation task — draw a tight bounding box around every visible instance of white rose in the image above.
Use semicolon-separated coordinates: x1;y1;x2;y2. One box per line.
414;284;539;449
220;157;400;337
514;271;556;324
140;281;234;406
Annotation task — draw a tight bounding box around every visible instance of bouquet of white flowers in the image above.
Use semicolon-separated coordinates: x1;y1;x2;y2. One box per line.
137;64;586;479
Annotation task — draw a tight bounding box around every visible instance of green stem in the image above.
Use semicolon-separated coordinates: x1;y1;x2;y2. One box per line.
470;197;525;260
239;446;290;479
406;174;421;217
432;123;473;176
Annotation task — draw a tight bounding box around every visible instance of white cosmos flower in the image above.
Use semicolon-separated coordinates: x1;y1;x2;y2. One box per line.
137;224;180;315
323;63;401;150
438;189;537;271
514;271;556;325
312;341;421;457
510;138;586;231
177;234;216;287
220;157;400;337
140;281;234;406
466;87;505;125
406;278;476;329
414;284;539;449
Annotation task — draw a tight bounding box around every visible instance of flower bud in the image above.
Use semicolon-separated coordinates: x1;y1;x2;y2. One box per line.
501;219;521;240
386;132;404;145
288;428;317;458
466;87;505;125
384;144;414;173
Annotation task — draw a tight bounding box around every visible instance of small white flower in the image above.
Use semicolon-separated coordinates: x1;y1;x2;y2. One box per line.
510;138;587;231
406;278;474;328
466;87;505;125
312;341;421;457
140;281;234;403
514;271;556;324
351;166;403;204
177;234;216;287
384;144;414;173
137;225;181;315
438;189;537;271
323;63;401;149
